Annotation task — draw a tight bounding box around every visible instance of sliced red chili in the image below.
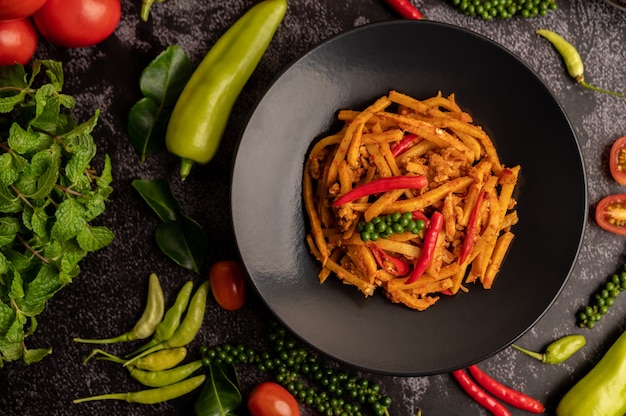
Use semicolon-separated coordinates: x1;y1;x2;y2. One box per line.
467;365;544;414
412;210;430;228
391;133;422;157
595;193;626;236
451;370;511;416
370;243;410;276
405;211;443;284
382;0;424;19
332;175;427;207
609;136;626;185
458;191;486;265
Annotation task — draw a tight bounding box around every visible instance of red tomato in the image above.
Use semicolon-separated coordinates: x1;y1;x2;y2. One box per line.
595;194;626;236
33;0;121;48
0;0;47;21
609;136;626;185
209;260;247;311
247;382;301;416
0;19;38;66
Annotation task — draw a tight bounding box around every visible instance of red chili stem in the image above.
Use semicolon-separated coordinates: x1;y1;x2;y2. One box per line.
458;191;486;265
332;175;427;206
405;211;443;284
383;0;424;19
370;243;410;276
467;365;545;414
391;133;422;157
451;370;512;416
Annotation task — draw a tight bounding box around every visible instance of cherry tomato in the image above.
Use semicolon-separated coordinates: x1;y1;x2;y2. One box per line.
595;194;626;236
33;0;121;48
0;19;38;66
609;136;626;185
247;382;301;416
209;260;247;311
0;0;47;21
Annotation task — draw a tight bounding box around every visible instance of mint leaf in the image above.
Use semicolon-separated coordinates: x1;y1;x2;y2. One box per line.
24;347;52;365
0;217;19;247
51;198;86;241
18;263;61;316
76;225;114;252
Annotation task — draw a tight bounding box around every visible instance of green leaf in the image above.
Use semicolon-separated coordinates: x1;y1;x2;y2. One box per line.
65;135;96;185
194;364;242;416
76;225;114;252
23;347;52;365
0;93;26;113
25;144;62;200
155;214;208;273
0;302;16;334
132;178;181;222
0;217;20;247
51;198;86;241
40;60;64;92
18;263;62;316
97;154;113;189
62;110;99;143
127;45;192;161
0;63;28;89
7;123;53;155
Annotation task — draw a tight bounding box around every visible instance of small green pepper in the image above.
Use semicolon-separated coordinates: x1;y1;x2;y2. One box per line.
129;359;203;387
557;330;626;416
165;0;287;179
512;334;586;364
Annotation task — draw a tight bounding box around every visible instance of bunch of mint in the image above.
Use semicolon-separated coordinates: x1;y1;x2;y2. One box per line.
0;60;114;366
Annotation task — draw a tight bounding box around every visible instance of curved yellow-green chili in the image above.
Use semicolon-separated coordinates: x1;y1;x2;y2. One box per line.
537;29;625;98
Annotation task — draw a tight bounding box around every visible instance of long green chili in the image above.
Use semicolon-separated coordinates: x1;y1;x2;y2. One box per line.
129;280;194;357
86;347;188;371
73;374;206;404
74;273;165;344
537;29;625;98
129;359;203;387
124;281;210;367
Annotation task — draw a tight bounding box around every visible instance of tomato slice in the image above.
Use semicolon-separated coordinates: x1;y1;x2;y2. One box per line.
595;194;626;236
609;136;626;185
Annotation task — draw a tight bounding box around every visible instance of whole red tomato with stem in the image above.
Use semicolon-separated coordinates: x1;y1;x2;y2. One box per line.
0;0;47;21
0;18;38;66
609;136;626;185
595;194;626;236
33;0;121;48
209;260;247;311
247;382;301;416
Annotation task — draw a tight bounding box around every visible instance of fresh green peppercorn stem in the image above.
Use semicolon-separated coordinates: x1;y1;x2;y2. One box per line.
73;374;206;404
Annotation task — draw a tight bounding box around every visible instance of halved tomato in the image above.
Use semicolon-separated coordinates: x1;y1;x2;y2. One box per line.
609;136;626;185
595;194;626;236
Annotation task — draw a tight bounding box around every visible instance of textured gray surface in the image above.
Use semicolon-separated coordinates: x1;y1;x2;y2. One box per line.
1;0;625;415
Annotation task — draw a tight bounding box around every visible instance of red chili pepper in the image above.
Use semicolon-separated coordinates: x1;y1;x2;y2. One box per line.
458;191;486;265
332;175;428;206
405;211;443;284
383;0;424;19
370;243;410;276
391;133;422;157
467;365;545;414
451;370;512;416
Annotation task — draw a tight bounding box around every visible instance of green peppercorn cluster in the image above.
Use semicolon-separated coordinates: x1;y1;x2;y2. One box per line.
577;264;626;329
199;321;392;416
358;212;425;242
449;0;557;20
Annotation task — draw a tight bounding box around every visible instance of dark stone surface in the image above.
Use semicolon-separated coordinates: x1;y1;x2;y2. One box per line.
1;0;625;415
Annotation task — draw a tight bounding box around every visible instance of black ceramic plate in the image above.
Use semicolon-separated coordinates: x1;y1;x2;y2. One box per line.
231;20;586;376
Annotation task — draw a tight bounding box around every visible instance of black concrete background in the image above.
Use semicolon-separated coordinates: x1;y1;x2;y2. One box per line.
1;0;625;415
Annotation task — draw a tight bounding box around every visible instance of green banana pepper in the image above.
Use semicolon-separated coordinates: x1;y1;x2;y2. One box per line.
512;334;586;364
557;330;626;416
165;0;287;180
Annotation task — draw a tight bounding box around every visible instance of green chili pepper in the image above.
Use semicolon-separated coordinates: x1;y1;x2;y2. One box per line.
124;281;210;367
512;334;586;364
73;374;206;404
557;330;626;416
536;29;625;98
165;0;287;180
129;280;195;357
74;273;165;344
86;347;188;371
129;359;203;387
